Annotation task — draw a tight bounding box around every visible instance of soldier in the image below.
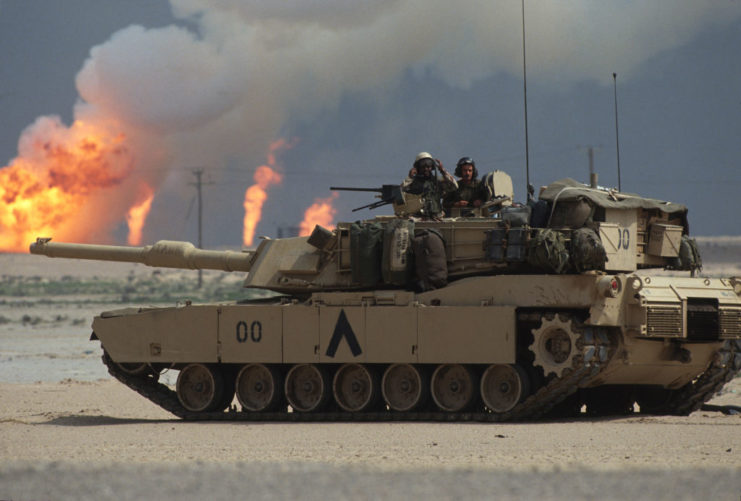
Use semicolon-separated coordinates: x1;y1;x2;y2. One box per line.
402;152;457;218
443;156;487;210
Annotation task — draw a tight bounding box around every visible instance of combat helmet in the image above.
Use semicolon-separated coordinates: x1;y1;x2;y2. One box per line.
455;156;478;179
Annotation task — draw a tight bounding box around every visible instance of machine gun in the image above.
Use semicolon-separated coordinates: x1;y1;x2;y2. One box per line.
330;184;404;212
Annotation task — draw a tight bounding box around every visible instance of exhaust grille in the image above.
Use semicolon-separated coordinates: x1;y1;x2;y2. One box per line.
646;304;682;337
720;306;741;339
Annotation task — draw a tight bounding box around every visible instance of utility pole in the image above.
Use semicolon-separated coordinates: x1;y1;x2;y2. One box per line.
189;169;214;288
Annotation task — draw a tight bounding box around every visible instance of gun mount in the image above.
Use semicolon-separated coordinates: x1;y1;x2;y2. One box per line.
331;185;404;212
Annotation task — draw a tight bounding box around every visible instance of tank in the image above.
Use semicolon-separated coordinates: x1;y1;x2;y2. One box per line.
28;175;741;421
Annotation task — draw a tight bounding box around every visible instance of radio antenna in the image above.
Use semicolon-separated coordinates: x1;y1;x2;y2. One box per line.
612;72;622;191
521;0;531;200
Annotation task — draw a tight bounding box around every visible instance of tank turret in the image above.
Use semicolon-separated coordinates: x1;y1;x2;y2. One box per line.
30;176;703;296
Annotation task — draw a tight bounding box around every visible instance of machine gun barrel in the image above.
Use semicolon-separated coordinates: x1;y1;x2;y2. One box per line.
330;186;384;193
29;238;255;272
331;184;404;212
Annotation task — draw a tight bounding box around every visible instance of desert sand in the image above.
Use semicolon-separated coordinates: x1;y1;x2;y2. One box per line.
1;378;740;500
1;377;740;468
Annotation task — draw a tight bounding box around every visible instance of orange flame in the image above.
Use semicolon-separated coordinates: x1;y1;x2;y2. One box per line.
125;183;154;245
0;117;134;252
242;139;290;247
299;192;338;236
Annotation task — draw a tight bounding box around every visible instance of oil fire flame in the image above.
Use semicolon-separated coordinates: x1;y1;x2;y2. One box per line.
0;117;137;252
242;139;289;247
299;192;338;236
125;182;155;245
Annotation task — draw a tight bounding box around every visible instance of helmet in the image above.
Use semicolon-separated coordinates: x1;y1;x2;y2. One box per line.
414;152;433;164
455;156;478;179
413;152;437;173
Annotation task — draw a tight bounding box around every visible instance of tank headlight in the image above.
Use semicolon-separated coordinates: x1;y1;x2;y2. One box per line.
598;275;621;298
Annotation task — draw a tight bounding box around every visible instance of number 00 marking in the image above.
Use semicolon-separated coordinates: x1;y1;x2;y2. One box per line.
236;320;262;343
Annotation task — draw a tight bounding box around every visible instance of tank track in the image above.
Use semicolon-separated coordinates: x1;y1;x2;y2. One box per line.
101;329;615;422
642;340;741;416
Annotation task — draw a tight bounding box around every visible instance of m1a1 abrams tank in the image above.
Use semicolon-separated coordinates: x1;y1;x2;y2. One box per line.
29;174;741;421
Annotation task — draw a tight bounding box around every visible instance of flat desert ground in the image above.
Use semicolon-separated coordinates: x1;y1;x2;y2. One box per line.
1;242;741;500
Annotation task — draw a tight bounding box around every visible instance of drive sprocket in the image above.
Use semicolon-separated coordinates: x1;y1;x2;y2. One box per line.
530;315;582;378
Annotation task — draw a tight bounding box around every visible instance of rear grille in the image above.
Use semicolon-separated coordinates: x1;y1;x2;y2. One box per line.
720;306;741;339
646;304;682;337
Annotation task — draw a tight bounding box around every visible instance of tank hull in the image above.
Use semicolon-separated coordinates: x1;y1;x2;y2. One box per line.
93;272;741;419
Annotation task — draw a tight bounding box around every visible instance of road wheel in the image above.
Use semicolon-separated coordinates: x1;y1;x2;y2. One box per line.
236;364;284;412
284;364;330;412
333;364;379;412
431;364;477;412
480;364;530;413
176;363;225;412
382;364;428;412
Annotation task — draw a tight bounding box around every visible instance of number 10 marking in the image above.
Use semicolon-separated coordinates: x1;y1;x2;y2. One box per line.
616;229;630;250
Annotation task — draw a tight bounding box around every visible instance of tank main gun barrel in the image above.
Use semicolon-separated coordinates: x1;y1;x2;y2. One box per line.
29;238;254;272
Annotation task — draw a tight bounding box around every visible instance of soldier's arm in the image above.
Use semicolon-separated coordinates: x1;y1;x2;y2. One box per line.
439;171;459;191
440;178;458;195
436;160;459;191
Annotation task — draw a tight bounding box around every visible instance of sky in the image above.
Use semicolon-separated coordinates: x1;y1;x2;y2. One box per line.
1;0;740;249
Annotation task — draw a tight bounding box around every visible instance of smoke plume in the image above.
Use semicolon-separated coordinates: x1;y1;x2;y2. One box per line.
3;0;740;250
